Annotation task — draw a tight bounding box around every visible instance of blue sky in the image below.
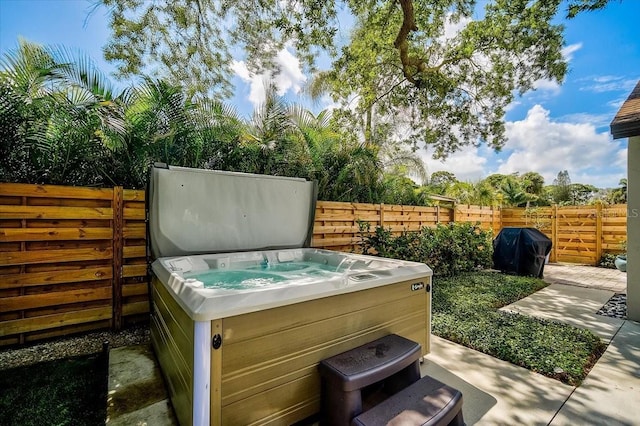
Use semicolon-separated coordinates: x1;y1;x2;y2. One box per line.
1;0;639;188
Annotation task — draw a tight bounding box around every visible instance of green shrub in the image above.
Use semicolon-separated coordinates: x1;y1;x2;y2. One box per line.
359;221;493;276
598;253;617;269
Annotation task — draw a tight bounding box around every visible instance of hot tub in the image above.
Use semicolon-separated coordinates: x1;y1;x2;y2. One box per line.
147;165;433;425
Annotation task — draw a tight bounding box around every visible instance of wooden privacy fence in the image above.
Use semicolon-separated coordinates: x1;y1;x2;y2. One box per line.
0;183;147;347
312;201;501;252
501;204;627;264
0;182;628;347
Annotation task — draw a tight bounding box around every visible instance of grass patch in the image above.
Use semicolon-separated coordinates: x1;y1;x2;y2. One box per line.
0;351;108;426
432;271;607;386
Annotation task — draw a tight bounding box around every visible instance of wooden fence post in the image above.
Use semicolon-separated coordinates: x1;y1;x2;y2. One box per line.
379;203;385;228
112;186;124;331
436;205;440;224
552;205;558;263
19;195;26;345
491;205;496;235
596;203;603;265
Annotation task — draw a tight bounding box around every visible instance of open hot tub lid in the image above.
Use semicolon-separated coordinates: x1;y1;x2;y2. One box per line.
148;164;318;259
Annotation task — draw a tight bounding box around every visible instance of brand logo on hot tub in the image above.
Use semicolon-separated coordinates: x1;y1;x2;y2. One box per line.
411;282;425;291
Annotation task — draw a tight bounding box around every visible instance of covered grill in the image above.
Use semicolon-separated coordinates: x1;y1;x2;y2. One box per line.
493;227;552;278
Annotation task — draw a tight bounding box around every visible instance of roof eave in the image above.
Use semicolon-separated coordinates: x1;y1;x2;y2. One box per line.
611;119;640;140
610;80;640;139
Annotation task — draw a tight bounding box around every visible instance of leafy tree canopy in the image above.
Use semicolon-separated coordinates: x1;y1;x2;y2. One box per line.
482;173;514;190
566;0;614;18
97;0;588;157
521;171;545;196
553;169;572;204
98;0;339;100
568;183;598;205
430;170;457;187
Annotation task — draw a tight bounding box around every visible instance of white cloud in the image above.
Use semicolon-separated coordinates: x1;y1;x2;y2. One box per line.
608;96;627;110
615;146;628;170
441;14;473;41
232;47;307;107
594;75;621;83
318;94;340;111
561;43;582;62
497;105;625;187
579;75;639;93
530;43;583;95
231;60;251;82
532;78;560;94
419;145;488;182
557;112;613;129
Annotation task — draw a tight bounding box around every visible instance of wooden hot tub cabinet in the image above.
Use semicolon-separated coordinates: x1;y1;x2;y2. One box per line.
150;275;431;425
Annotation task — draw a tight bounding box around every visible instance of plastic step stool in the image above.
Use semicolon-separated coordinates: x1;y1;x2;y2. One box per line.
350;375;464;426
318;334;421;426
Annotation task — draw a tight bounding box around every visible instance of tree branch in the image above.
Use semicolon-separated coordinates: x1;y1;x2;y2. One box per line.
394;0;420;85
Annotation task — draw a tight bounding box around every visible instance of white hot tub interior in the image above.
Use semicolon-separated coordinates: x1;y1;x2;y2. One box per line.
151;248;430;321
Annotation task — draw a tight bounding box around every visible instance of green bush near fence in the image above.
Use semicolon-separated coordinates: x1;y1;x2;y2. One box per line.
359;221;493;276
598;253;617;269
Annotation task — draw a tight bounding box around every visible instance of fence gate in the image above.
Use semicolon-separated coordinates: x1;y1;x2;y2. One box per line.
555;205;599;265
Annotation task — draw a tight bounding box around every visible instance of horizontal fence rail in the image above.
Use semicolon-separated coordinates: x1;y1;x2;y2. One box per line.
0;183;147;347
0;182;628;347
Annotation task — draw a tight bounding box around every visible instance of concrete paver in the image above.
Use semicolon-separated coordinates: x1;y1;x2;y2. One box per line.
422;335;574;426
543;264;627;293
550;321;640;426
501;283;625;342
106;344;177;425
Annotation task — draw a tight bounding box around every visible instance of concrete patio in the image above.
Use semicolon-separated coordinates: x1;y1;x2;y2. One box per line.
107;263;640;425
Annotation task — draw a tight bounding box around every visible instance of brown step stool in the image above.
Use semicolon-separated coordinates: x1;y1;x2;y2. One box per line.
351;375;464;426
318;334;422;426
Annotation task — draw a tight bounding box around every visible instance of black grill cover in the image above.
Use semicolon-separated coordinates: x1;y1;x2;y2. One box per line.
493;227;552;278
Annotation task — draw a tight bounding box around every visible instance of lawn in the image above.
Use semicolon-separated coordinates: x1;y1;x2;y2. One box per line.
432;271;607;385
0;351;108;426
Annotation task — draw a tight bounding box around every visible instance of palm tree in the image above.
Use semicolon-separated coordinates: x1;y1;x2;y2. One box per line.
608;178;627;204
324;143;383;202
446;181;475;204
473;181;497;207
242;83;310;176
1;39;125;186
444;181;496;206
289;106;339;191
378;141;428;185
501;179;530;207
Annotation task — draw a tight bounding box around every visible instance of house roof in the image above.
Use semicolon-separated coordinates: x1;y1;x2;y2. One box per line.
428;194;456;204
611;80;640;139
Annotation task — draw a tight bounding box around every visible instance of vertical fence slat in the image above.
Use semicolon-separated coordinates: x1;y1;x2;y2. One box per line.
596;203;603;263
552;206;558;263
19;196;26;345
112;187;124;331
